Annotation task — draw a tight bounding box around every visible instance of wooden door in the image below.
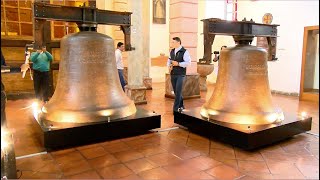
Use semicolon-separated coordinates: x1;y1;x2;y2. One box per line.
299;26;319;102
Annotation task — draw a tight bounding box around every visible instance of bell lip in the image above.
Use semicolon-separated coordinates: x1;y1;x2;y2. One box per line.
200;106;284;125
40;102;137;124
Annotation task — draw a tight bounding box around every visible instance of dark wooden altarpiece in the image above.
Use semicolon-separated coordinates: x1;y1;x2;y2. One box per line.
1;0;96;97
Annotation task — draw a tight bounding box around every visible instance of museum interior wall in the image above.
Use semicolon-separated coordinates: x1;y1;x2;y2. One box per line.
201;0;235;84
148;0;237;84
237;0;319;94
1;0;319;96
96;0;113;40
149;0;169;83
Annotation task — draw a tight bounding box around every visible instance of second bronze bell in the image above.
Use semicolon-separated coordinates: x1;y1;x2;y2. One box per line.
200;36;282;125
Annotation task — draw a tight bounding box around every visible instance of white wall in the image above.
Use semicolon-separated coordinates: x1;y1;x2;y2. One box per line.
149;0;170;83
202;0;235;84
237;1;319;93
96;0;114;37
197;0;205;63
150;0;170;57
150;0;233;83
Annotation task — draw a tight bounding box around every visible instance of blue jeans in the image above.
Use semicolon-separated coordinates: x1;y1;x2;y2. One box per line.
118;69;126;91
171;75;185;111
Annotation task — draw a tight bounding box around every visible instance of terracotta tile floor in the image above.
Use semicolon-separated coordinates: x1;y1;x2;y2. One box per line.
4;83;319;179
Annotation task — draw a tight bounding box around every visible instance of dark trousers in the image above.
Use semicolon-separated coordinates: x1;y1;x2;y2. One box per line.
118;69;126;91
33;70;50;102
171;75;185;111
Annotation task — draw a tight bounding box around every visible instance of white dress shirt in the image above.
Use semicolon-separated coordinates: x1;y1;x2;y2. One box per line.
166;45;191;68
115;49;124;70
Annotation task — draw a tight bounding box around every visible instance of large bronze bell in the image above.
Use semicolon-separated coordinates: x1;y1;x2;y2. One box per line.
42;31;136;123
200;36;282;125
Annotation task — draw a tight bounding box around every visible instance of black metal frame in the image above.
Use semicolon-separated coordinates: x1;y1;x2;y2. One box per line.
33;2;133;50
207;20;278;37
200;18;279;64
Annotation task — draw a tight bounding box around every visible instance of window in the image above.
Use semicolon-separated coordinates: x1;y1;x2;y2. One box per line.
1;0;33;37
225;0;237;21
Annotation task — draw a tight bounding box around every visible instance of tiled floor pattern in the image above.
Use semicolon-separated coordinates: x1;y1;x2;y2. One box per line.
4;83;319;179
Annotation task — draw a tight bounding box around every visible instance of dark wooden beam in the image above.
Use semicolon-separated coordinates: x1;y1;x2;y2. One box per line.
1;39;60;49
49;41;60;48
267;37;278;61
199;20;215;64
88;0;96;8
3;62;59;72
121;26;134;51
1;39;33;47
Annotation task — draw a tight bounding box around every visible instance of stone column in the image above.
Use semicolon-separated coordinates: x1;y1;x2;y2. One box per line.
142;0;152;90
165;0;200;99
197;63;214;91
96;0;113;36
113;0;151;90
125;0;147;104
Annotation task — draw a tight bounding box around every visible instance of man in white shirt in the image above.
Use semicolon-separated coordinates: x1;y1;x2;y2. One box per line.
167;37;191;113
115;42;126;91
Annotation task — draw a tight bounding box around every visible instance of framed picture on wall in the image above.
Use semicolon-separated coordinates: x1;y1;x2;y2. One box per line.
153;0;166;24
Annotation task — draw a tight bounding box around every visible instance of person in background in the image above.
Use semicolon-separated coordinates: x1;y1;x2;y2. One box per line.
213;46;227;77
213;45;227;62
1;49;6;66
167;37;191;113
30;45;53;103
115;42;126;91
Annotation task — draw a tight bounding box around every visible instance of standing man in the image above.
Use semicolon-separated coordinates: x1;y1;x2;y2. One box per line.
30;45;53;103
167;37;191;113
115;42;126;91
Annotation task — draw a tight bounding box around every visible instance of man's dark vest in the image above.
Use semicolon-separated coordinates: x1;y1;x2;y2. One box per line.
170;47;186;75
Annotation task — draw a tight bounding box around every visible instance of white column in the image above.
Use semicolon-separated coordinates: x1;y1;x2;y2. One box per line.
96;0;113;36
126;0;147;104
142;0;152;90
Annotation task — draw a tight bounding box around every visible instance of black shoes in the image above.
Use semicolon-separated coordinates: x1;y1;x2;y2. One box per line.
178;106;185;112
173;107;185;115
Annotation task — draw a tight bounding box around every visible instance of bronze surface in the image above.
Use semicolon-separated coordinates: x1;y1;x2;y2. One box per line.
201;44;281;125
42;31;136;123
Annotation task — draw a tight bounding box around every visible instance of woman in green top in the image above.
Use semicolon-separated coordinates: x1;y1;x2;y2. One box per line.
30;45;53;103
